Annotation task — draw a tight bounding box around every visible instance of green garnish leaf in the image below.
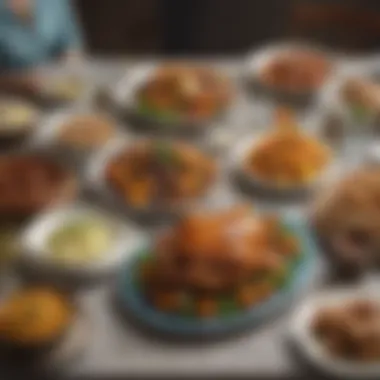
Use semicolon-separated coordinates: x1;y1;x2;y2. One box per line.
268;270;288;288
138;99;179;124
179;294;196;317
350;104;371;122
152;141;181;167
218;296;238;316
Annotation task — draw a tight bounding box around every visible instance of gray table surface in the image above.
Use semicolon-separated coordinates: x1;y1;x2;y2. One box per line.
2;57;378;379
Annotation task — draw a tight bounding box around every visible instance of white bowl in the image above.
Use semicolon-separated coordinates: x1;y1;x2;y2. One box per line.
20;203;145;280
290;284;380;378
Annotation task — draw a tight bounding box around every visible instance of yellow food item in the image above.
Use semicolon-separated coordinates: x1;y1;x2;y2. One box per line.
0;288;73;345
0;102;37;130
246;108;331;185
48;218;113;263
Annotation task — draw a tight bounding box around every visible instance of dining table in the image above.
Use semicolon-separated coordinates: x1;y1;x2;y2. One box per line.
0;55;378;380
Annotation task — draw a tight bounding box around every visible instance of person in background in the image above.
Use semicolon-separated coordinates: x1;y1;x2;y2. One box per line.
0;0;83;95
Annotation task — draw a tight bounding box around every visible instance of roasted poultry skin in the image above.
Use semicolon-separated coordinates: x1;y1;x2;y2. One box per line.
140;206;300;316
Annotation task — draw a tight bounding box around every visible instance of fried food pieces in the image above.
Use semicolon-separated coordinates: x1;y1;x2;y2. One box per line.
106;141;215;207
245;108;331;185
141;206;300;317
138;65;232;120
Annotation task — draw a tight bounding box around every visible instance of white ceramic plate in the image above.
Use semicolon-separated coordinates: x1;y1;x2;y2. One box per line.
290;283;380;378
86;137;219;219
20;203;145;280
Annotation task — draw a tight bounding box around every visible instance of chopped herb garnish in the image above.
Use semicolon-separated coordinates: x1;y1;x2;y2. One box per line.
138;99;179;124
350;104;371;122
152;141;180;167
218;296;238;316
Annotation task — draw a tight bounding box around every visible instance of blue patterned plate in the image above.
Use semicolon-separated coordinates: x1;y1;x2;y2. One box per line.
117;215;318;338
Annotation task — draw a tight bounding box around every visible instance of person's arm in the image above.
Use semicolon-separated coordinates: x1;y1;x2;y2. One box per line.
57;0;84;61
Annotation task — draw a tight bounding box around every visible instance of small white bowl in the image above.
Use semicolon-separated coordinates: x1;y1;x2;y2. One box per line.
290;285;380;379
20;204;145;280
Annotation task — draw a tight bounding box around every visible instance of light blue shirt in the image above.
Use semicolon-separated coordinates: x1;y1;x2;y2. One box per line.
0;0;82;71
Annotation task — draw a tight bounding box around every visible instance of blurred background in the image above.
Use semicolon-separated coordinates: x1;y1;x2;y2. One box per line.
75;0;380;56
